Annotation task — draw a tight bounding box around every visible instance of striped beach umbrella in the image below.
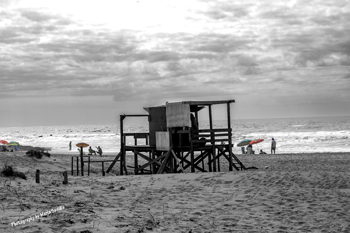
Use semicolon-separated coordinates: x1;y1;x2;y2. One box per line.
237;139;252;147
0;140;8;145
7;141;19;146
7;141;19;151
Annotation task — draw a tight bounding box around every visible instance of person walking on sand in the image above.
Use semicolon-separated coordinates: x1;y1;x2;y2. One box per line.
271;138;276;154
69;141;72;151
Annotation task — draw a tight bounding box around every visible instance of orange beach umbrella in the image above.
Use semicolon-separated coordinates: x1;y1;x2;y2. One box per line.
249;139;264;145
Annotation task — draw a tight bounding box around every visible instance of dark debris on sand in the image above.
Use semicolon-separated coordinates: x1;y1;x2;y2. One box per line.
1;164;27;180
26;149;51;159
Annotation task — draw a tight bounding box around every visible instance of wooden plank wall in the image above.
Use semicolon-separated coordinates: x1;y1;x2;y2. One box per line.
148;107;167;146
156;131;170;151
166;103;191;128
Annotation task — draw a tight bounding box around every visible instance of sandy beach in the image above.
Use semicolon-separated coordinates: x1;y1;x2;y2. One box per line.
1;151;349;233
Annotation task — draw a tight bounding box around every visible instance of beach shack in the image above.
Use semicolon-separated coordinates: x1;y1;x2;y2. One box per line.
106;99;246;175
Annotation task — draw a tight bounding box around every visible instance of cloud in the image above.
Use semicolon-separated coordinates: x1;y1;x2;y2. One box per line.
0;0;349;123
204;3;249;20
20;9;58;22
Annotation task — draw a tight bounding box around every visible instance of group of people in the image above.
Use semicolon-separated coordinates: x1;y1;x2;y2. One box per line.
88;146;103;156
76;146;103;156
70;141;103;156
244;138;277;154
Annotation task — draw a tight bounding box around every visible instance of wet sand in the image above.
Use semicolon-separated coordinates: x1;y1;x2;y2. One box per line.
0;152;349;233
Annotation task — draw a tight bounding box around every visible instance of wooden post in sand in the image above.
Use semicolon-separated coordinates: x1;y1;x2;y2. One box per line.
35;169;40;183
102;161;105;176
63;171;68;184
80;146;84;176
76;143;89;176
71;157;74;175
76;157;79;176
88;156;90;176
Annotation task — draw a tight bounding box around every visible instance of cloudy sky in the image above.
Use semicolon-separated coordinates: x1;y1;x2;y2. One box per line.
1;0;350;127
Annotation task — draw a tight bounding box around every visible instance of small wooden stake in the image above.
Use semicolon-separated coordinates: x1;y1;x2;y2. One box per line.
35;169;40;184
102;162;105;176
63;171;68;184
71;157;74;176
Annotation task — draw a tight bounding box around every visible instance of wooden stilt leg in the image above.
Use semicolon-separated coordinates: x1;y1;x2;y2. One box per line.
134;149;138;175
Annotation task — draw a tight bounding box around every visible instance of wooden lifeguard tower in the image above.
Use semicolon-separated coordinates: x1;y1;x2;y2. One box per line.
106;100;246;175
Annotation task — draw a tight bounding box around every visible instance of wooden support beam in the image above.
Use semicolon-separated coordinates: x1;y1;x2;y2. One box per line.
197;133;230;137
193;150;208;164
209;146;227;163
171;150;184;172
134;149;138;175
182;100;235;105
183;160;207;172
122;114;149;117
181;153;208;172
218;155;221;172
137;151;168;171
191;139;229;143
134;151;163;173
169;151;174;173
182;151;190;160
106;151;121;173
190;148;195;172
120;115;124;175
227;102;234;171
190;127;195;173
193;128;232;133
157;151;170;174
123;160;128;175
152;151;156;173
194;151;209;167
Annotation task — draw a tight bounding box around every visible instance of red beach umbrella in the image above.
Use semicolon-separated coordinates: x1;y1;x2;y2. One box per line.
249;139;264;145
249;139;264;153
0;140;8;145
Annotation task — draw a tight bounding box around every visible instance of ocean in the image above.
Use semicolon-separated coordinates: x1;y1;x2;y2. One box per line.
1;116;349;154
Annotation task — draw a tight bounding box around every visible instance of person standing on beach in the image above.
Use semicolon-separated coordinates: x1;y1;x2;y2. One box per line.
69;141;72;151
271;138;276;154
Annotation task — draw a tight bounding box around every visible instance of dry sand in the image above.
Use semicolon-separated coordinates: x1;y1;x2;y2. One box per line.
0;151;350;233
